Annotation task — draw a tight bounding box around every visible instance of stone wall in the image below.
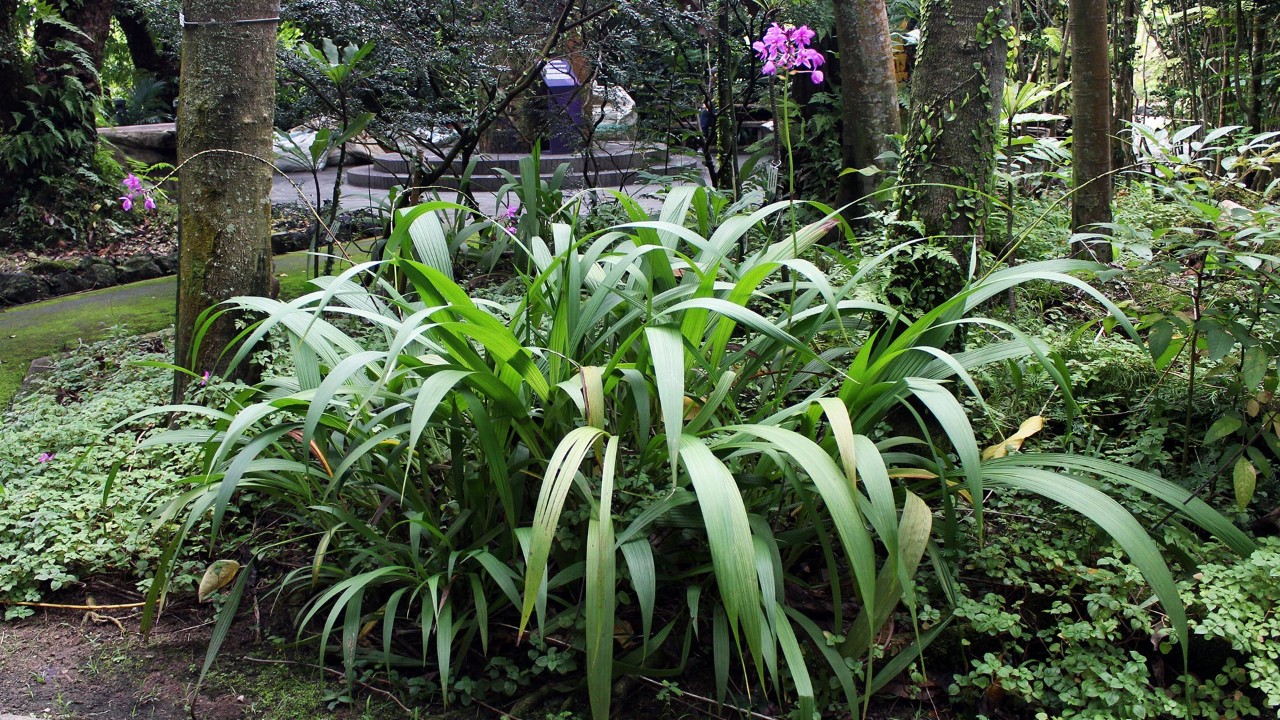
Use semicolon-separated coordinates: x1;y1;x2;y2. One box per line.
0;254;176;305
0;228;314;306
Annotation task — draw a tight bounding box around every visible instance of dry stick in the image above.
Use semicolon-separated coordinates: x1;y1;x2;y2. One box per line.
473;698;525;719
633;675;780;720
0;600;146;610
241;656;411;713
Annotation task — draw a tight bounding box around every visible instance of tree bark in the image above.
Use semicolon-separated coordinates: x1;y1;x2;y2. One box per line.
174;0;280;399
1069;0;1112;260
712;0;739;193
1110;0;1137;173
891;0;1011;311
832;0;900;219
33;0;115;92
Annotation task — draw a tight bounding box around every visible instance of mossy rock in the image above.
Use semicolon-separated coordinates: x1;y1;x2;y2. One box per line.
1211;182;1264;209
26;258;79;274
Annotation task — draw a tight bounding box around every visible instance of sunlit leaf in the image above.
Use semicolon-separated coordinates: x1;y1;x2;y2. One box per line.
1234;457;1257;511
197;560;241;603
982;415;1045;460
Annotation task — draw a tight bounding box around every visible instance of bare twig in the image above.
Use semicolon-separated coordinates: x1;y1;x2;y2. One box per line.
634;675;780;720
0;600;145;610
474;698;525;719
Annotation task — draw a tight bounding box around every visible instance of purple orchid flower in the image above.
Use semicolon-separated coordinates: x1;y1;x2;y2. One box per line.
753;23;826;84
119;173;158;212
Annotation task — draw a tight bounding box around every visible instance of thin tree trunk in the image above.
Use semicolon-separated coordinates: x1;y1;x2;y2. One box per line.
1232;0;1245;125
891;0;1011;310
1111;0;1137;173
1048;15;1071;122
832;0;900;220
1070;0;1112;260
1250;17;1266;131
174;0;280;399
713;0;738;193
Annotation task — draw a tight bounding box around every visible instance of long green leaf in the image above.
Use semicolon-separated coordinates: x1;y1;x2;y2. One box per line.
585;436;619;720
519;426;609;634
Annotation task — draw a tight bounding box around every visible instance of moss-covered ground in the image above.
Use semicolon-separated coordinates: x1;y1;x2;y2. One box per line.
0;250;360;407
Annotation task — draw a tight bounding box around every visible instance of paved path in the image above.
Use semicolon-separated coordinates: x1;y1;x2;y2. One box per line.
0;252;313;337
270;162;680;215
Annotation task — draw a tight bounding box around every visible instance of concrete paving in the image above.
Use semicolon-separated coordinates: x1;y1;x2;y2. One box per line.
269;156;702;216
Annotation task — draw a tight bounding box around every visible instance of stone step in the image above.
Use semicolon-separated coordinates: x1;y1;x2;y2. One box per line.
346;155;700;192
361;147;658;177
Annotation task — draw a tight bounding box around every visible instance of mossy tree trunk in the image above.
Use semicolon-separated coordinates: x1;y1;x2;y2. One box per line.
891;0;1010;312
832;0;900;220
1;0;113;198
173;0;279;400
1069;0;1112;260
1249;18;1266;132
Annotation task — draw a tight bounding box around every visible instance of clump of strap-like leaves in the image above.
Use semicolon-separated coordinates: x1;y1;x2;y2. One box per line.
138;187;1253;717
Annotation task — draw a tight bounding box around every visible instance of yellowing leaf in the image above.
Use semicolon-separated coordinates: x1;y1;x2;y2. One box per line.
197;560;241;603
944;480;974;506
982;416;1046;460
1234;458;1257;512
887;468;939;479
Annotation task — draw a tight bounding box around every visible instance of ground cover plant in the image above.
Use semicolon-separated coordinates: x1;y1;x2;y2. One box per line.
128;185;1258;718
0;332;203;616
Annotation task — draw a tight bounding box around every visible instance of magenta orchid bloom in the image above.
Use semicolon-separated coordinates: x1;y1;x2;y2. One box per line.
499;205;520;234
200;370;210;386
752;23;826;84
37;452;54;463
119;173;157;212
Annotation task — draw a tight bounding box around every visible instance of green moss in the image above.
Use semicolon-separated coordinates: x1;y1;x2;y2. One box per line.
0;249;362;407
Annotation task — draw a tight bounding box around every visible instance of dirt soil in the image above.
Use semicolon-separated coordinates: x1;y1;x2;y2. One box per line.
0;583;404;720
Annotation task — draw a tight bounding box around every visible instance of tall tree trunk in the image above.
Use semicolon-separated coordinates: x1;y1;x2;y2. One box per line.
891;0;1011;311
1069;0;1112;260
832;0;900;220
174;0;280;399
1111;0;1137;173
